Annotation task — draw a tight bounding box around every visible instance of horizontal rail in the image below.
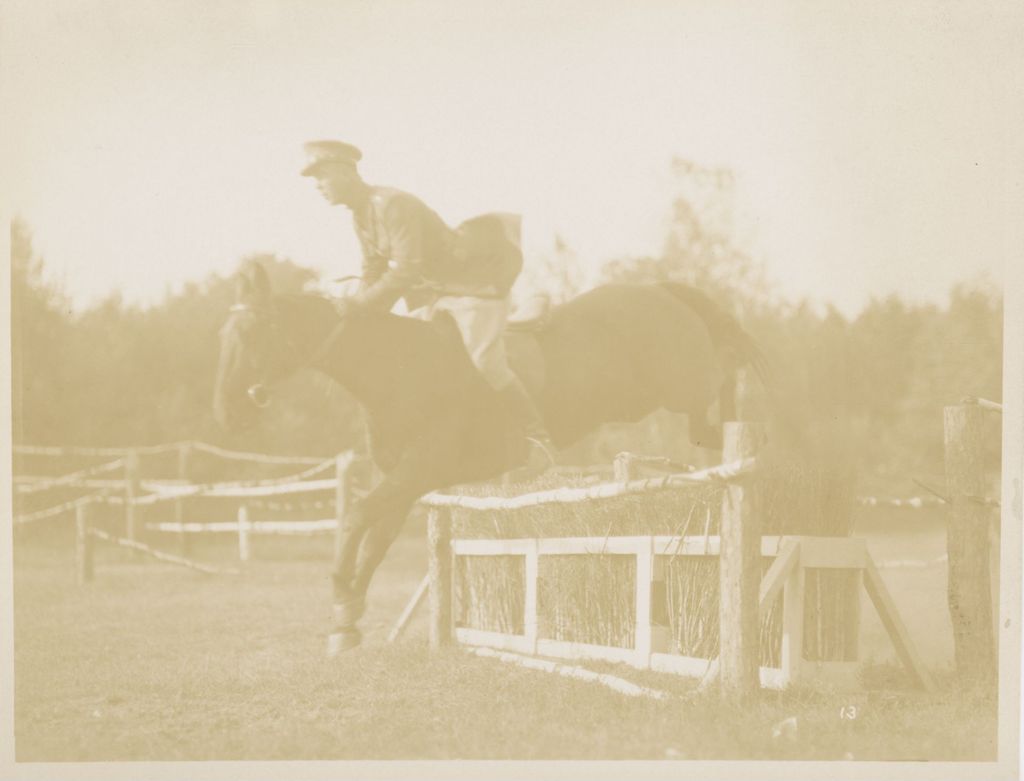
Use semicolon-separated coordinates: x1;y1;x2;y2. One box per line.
14;442;188;457
855;495;945;509
875;554;948;569
422;458;755;511
960;396;1003;413
14;494;103;525
458;633;789;690
88;527;240;575
121;477;339;504
466;647;669;700
15;439;331;464
451;535;789;558
147;519;337;534
16;476;189;491
13;459;126;493
190;441;329;465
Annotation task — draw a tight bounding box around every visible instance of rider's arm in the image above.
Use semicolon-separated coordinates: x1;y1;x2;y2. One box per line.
359;252;389;289
353;195;428;311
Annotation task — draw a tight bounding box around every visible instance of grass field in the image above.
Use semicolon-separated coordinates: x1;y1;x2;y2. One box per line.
12;510;998;762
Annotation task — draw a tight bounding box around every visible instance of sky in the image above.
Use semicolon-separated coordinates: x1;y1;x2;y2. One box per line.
2;0;1022;317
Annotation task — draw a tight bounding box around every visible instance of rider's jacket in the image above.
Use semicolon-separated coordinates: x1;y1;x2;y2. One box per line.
353;186;523;312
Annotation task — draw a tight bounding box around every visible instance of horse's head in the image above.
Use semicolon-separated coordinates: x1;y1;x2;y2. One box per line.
213;264;293;431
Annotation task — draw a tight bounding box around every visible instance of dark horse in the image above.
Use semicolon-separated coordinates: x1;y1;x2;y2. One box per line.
213;264;768;654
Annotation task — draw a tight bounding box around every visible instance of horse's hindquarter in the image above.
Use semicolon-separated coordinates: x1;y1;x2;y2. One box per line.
537;285;722;442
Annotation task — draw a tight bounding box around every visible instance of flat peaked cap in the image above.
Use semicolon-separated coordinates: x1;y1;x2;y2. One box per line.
301;140;363;176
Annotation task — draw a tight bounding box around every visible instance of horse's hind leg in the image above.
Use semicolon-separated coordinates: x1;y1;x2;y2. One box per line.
688;368;738;451
719;369;737;423
688;410;723;451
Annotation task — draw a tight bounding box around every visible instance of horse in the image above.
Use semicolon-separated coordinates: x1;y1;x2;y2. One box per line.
213;263;769;654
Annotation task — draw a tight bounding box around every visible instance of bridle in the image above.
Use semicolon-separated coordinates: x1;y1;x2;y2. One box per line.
228;301;346;409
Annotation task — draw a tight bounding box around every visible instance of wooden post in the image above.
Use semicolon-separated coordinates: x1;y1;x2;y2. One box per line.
333;452;354;569
124;450;141;553
176;443;192;556
634;537;655;667
780;560;804;685
427;507;453;648
75;501;94;584
944;404;995;684
613;452;636;483
999;263;1023;722
237;503;251;563
524;539;539;655
718;421;763;699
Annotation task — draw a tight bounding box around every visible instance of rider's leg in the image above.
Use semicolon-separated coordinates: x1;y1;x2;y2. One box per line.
436;296;555;460
496;376;553;443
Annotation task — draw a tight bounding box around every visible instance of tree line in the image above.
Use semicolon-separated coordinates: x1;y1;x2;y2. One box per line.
11;161;1002;489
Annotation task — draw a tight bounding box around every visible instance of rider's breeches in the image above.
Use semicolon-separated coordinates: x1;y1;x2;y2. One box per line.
410;295;517;390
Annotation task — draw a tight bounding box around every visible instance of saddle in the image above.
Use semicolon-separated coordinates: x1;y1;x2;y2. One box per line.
506;293;552;333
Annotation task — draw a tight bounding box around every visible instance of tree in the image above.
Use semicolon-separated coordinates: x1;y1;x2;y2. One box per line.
600;158;775;317
516;234;586;306
10;218;73;444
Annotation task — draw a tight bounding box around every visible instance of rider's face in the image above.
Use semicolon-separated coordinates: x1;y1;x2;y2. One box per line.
312;163;362;207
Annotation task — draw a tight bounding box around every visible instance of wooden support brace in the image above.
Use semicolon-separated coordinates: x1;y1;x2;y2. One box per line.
387;573;430;643
699;539;801;690
863;554;937;692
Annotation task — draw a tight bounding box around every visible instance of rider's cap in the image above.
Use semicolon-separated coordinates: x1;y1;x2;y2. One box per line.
301;140;362;176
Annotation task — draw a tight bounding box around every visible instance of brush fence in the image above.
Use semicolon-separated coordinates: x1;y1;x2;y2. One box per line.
423;422;936;695
429;530;933;692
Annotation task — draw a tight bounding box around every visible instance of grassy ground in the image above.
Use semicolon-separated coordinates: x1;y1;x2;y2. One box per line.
12;514;997;762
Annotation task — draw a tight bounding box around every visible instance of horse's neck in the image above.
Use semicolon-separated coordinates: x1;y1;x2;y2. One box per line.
302;307;413;407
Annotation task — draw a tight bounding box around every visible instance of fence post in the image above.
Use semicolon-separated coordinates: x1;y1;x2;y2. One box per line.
428;506;453;648
944;403;995;684
124;450;141;553
718;421;763;700
333;451;354;569
614;452;636;483
237;503;251;563
176;442;192;555
75;501;94;584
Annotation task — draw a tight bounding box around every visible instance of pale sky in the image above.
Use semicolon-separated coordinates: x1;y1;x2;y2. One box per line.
2;0;1022;316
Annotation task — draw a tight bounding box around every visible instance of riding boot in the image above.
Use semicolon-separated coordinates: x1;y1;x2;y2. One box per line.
497;378;556;467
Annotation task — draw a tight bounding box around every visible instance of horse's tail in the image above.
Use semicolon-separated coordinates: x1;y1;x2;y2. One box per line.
658;282;772;387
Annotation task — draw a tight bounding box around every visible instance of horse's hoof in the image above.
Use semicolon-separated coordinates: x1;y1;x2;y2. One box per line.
327;629;362;657
333;596;365;626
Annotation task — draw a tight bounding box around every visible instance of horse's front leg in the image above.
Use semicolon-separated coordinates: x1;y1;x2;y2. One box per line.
328;448;446;656
328;496;374;655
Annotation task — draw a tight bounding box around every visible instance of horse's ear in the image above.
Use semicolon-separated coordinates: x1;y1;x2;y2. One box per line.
251;262;271;304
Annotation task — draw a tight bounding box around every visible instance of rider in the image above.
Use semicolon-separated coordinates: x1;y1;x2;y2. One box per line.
300;139;554;463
